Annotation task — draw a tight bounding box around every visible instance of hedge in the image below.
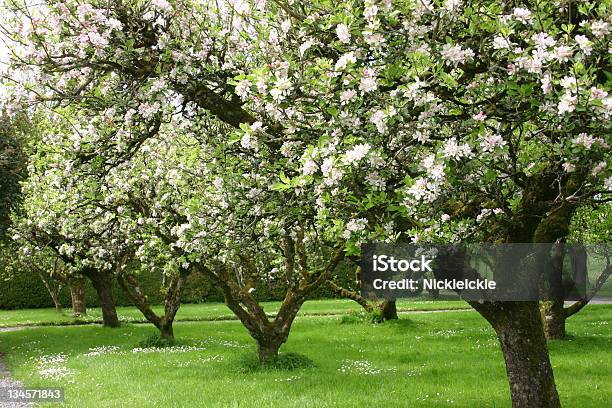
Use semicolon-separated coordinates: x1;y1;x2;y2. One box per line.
0;260;358;310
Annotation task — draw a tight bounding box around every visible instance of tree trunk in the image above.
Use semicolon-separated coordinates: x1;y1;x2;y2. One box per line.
256;337;282;363
160;322;175;342
541;243;568;340
380;300;398;320
51;292;62;311
37;272;62;311
69;278;87;317
117;272;186;341
541;301;566;340
85;269;119;328
428;288;440;299
475;301;561;408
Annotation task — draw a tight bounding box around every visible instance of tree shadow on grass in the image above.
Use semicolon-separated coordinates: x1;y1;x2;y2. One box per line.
236;352;315;373
384;318;418;330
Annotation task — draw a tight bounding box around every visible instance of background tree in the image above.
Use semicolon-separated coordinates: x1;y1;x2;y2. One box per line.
539;202;612;339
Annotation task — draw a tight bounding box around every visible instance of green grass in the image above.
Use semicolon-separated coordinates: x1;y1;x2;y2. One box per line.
0;304;609;407
0;298;469;327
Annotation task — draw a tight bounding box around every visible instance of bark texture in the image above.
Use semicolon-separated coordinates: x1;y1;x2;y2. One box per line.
541;244;611;340
473;301;561;408
83;268;119;328
325;277;373;313
380;300;398;320
195;242;345;363
69;278;87;317
541;301;566;340
117;270;187;342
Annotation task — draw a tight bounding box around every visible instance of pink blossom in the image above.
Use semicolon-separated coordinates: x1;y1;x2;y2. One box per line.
472;111;487;121
492;36;511;50
541;73;552;94
590;87;608;100
532;32;556;48
343;144;371;165
76;4;93;20
559;76;576;90
152;0;171;11
442;138;472;159
562;163;576;173
322;158;344;186
572;133;595;149
340;89;357;105
445;0;462;12
281;19;291;34
235;79;252;100
363;31;385;48
370;110;387;134
554;46;573;62
299;39;315;56
364;5;378;22
334;52;356;71
302;159;318;176
441;44;474;65
590;20;610;38
480;133;506;152
557;93;576;115
343;218;368;239
592;162;606;176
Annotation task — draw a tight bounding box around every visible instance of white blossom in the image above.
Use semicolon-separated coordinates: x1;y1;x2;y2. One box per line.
512;8;532;24
370;110;387;134
343;144;371;165
359;68;377;93
335;52;357;71
441;44;474;65
336;23;351;43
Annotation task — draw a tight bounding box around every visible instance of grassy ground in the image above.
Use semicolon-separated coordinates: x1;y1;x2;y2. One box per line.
0;304;609;407
0;298;469;327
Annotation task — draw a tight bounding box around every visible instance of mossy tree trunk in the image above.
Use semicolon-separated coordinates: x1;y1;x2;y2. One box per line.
325;275;374;313
473;301;561;408
541;301;567;340
69;277;87;317
325;267;399;321
117;269;187;342
543;258;612;340
380;300;398;320
541;244;567;339
194;235;345;364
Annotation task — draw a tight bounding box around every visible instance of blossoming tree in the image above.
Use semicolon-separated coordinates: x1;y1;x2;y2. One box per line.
2;0;610;405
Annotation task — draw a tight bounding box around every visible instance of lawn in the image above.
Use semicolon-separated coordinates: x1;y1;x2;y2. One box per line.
0;303;609;407
0;298;469;328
